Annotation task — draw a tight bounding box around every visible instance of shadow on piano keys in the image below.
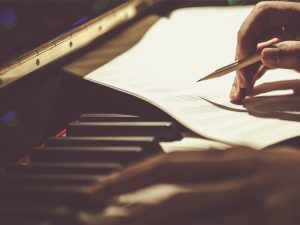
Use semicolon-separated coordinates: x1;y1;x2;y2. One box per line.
0;65;188;224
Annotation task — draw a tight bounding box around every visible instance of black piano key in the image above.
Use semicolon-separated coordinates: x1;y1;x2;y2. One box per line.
0;185;104;209
79;113;141;122
0;206;79;225
7;162;122;175
67;122;182;141
46;136;162;152
31;146;146;163
0;174;101;186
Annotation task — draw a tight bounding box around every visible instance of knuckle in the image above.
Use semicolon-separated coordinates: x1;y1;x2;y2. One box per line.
254;1;277;22
255;1;272;12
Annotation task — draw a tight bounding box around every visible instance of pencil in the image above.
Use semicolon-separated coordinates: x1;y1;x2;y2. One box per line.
197;51;261;82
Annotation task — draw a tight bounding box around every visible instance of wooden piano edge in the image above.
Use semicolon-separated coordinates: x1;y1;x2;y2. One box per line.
0;0;165;88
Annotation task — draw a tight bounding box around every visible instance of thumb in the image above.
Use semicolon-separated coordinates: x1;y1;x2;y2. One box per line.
261;40;300;69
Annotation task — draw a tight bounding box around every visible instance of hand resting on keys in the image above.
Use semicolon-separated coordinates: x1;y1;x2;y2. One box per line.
93;146;300;225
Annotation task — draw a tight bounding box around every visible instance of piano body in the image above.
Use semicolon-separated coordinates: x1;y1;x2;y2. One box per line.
0;1;260;224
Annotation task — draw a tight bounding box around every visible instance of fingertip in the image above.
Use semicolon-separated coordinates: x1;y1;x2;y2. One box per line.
230;96;241;103
230;95;242;103
257;38;280;51
230;87;238;102
230;88;247;103
229;76;247;102
229;87;241;102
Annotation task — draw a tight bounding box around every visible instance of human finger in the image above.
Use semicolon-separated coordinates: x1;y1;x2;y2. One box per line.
247;63;268;96
232;39;299;101
104;176;266;225
230;75;247;102
90;148;264;199
237;38;279;89
261;40;300;69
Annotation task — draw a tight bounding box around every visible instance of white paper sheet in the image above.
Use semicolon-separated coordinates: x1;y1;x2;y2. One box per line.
86;6;300;149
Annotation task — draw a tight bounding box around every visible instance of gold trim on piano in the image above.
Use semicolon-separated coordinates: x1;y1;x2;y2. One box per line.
0;0;163;87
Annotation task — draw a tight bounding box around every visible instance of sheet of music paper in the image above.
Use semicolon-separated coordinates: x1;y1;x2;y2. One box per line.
86;6;300;149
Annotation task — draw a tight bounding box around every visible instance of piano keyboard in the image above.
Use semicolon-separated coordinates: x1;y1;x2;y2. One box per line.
0;113;182;225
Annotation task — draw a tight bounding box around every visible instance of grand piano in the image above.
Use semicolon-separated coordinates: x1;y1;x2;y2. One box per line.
0;1;260;224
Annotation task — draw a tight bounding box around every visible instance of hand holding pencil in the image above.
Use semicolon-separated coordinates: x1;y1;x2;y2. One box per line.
200;1;300;103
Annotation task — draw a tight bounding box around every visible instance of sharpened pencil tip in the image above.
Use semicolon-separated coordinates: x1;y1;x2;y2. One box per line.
197;75;211;82
197;71;218;82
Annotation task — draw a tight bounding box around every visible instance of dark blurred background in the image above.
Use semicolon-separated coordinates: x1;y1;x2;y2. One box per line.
0;0;127;64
